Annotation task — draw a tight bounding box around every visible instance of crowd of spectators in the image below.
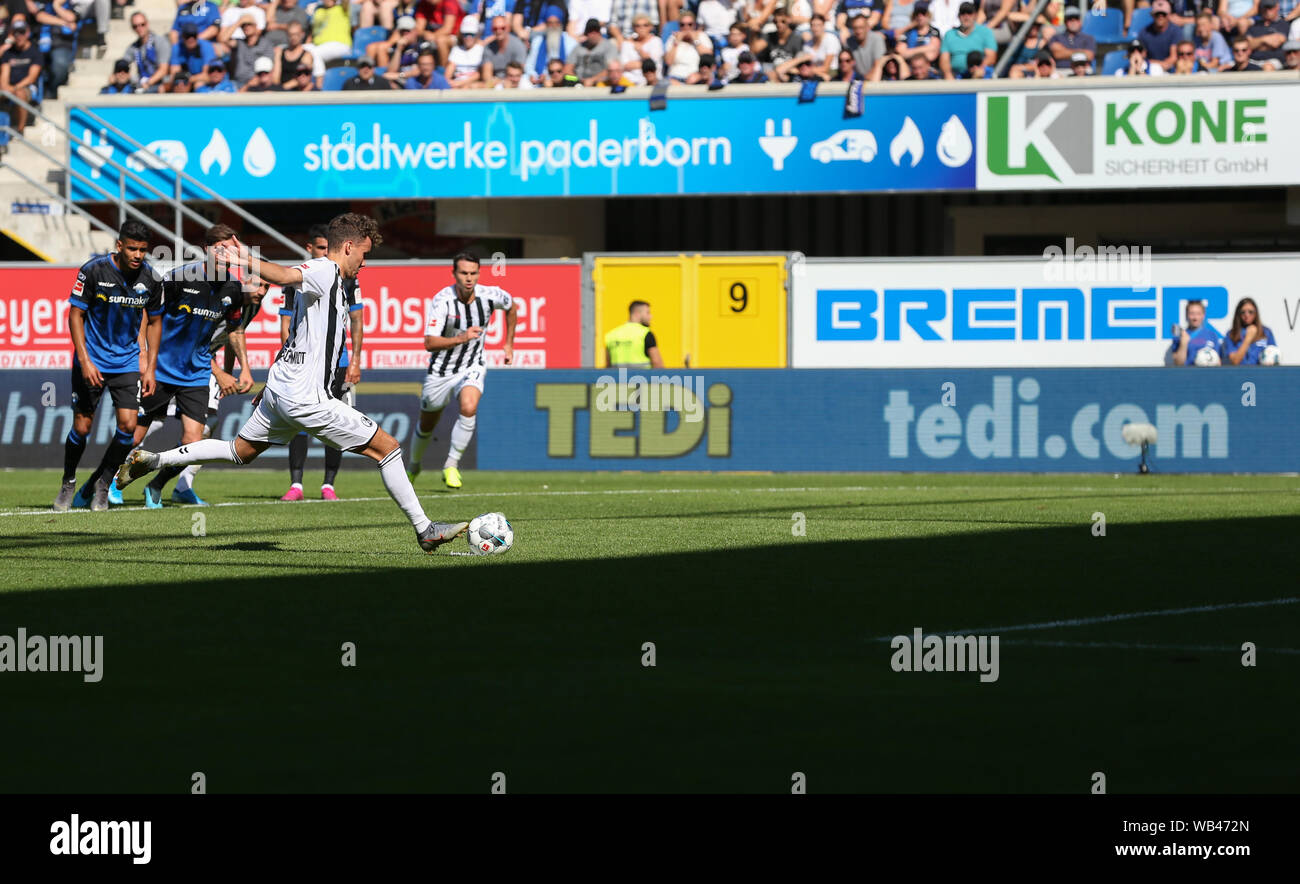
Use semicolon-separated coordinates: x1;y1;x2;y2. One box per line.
2;0;1298;115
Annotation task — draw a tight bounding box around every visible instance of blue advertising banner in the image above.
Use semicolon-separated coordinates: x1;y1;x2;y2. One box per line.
477;368;1299;472
68;90;976;201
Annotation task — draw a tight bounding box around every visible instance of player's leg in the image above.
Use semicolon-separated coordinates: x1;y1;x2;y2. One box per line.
320;366;350;499
82;373;142;511
307;397;466;551
56;364;103;510
177;372;226;500
147;394;208;505
410;371;452;479
118;389;287;488
442;372;484;489
282;432;309;501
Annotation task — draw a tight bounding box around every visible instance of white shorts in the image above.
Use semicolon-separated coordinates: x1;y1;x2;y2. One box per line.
238;385;378;451
420;365;485;412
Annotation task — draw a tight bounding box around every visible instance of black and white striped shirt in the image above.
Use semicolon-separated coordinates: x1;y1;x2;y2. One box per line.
424;284;514;376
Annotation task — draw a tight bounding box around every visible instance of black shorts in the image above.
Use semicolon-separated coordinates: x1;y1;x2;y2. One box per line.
139;382;209;425
71;368;140;417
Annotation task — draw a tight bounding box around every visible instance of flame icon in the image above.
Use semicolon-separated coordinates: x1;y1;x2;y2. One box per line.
242;127;276;178
889;117;924;168
936;116;972;168
200;129;231;176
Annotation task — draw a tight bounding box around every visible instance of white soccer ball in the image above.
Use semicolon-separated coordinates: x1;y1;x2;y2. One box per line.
1194;346;1221;366
467;512;513;555
1260;345;1281;366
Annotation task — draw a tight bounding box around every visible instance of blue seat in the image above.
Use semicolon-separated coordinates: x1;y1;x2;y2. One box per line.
322;66;357;90
0;111;10;148
1125;7;1154;40
660;21;678;40
352;25;389;57
1101;47;1127;75
1081;8;1125;42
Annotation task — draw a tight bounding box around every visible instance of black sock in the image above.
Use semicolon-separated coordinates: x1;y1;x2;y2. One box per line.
63;428;87;483
288;433;308;485
87;428;135;486
148;465;185;492
323;445;341;487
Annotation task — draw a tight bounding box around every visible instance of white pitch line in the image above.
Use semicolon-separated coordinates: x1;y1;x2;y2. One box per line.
2;482;1291;518
998;639;1300;655
871;597;1300;641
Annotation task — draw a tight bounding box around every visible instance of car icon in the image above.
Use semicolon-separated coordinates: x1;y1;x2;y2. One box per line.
810;130;878;164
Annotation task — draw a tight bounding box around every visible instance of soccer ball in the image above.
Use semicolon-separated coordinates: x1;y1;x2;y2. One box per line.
1261;345;1281;366
467;512;513;555
1194;346;1221;366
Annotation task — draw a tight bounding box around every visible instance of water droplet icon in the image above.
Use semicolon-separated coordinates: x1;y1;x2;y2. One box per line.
200;129;231;176
936;116;972;168
243;127;276;178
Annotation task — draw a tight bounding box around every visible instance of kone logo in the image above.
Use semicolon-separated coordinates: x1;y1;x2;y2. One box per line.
986;94;1093;181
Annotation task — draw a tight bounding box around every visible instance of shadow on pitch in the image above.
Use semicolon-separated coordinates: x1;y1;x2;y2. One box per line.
0;514;1296;794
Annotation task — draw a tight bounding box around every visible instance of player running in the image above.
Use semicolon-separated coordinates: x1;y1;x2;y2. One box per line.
278;224;364;502
408;252;517;488
54;220;164;512
128;224;253;508
118;213;468;552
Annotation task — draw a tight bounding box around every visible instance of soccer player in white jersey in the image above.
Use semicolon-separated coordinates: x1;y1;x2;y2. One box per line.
117;213;468;553
408;251;517;489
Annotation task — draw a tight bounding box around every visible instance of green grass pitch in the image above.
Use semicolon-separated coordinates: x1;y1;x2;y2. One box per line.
0;468;1296;793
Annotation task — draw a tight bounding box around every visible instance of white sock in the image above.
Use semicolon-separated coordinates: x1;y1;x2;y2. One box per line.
377;448;430;533
156;438;244;469
175;464;202;493
444;414;475;468
140;420;167;446
411;423;433;467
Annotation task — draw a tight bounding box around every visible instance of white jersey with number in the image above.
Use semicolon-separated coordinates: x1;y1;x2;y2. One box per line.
267;257;348;403
424;284;513;376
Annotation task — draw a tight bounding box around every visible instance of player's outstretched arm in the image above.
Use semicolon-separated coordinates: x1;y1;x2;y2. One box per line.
215;244;304;289
503;303;517;365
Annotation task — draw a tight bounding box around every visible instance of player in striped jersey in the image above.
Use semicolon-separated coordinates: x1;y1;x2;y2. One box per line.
118;213;468;553
278;224;364;502
408;252;517;489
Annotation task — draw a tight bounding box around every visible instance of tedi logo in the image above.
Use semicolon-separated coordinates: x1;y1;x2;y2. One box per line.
986;94;1093;181
536;380;732;458
50;815;151;864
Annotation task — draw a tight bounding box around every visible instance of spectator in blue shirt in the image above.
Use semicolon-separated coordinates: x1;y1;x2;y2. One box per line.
1167;300;1222;365
171;24;218;83
1221;298;1279;365
939;2;995;78
406;48;451;87
1139;0;1180;71
196;58;237;91
1192;10;1232;70
172;0;223;45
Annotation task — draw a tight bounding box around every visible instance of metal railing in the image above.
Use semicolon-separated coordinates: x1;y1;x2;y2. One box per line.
0;90;299;263
71;105;301;257
994;0;1056;80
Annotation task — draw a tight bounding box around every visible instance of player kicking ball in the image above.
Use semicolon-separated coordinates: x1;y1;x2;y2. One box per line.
118;213;468;552
408;251;517;488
